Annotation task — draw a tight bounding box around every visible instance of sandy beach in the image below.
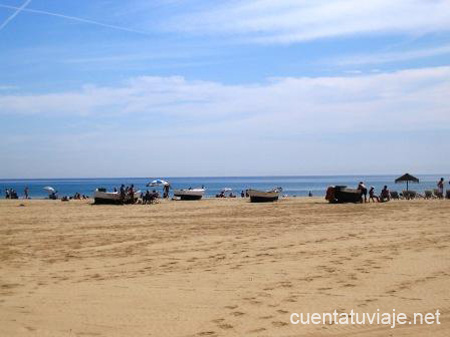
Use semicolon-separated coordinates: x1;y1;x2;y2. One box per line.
0;198;449;336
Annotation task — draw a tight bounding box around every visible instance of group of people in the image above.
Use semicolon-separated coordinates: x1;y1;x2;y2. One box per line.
215;190;252;198
216;191;237;198
4;188;20;199
71;192;88;200
114;184;137;203
142;190;160;204
356;177;450;203
357;182;391;203
4;187;28;199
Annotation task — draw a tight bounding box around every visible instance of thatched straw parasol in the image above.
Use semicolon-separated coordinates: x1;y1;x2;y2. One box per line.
395;173;419;191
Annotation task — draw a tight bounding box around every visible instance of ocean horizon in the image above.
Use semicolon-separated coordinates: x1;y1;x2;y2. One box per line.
1;174;448;199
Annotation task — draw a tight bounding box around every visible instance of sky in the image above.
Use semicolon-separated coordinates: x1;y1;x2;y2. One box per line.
0;0;449;178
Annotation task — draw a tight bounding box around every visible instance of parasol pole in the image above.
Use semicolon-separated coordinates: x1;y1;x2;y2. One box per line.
407;181;409;191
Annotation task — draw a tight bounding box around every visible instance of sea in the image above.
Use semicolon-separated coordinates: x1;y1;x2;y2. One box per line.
0;175;447;199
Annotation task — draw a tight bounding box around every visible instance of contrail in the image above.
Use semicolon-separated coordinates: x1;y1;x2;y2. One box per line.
0;0;32;31
0;3;152;36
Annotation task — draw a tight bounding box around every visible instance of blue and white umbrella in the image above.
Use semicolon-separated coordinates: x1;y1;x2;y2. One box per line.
43;186;56;193
147;179;170;187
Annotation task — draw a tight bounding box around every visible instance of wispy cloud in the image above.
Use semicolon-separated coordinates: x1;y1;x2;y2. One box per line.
0;0;31;31
0;85;18;90
161;0;450;44
1;66;449;135
332;44;450;66
0;3;152;36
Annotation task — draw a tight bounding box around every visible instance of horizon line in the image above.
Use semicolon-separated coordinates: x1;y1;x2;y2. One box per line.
1;173;449;181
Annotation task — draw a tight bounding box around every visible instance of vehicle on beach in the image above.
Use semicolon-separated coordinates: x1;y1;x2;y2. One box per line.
94;188;141;205
247;188;281;202
325;185;362;203
173;188;205;200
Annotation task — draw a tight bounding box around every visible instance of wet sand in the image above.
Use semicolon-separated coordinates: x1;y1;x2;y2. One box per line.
1;198;449;336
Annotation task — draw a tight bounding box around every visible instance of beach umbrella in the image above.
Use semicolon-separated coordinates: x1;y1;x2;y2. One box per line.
147;179;170;187
395;173;419;191
43;186;56;193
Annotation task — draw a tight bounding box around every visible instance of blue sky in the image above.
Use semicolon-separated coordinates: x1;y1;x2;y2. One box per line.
1;0;449;178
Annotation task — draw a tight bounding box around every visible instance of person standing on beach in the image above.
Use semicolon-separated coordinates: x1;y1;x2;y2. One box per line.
129;184;135;203
163;184;170;199
24;186;29;199
358;182;368;203
120;184;125;202
437;178;444;198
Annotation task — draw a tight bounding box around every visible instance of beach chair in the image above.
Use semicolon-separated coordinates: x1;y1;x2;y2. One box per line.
402;190;417;200
424;190;434;199
433;189;444;199
390;191;400;200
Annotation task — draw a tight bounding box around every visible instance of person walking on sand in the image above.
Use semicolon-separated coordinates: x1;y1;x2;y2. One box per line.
437;178;444;199
369;186;379;202
24;186;29;199
358;182;368;203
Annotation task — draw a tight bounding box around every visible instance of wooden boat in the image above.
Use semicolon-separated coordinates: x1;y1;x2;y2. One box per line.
94;188;141;204
325;186;362;203
247;188;281;203
173;188;205;200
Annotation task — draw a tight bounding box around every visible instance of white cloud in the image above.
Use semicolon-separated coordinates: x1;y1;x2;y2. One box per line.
161;0;450;44
1;66;449;136
332;44;450;66
0;85;18;90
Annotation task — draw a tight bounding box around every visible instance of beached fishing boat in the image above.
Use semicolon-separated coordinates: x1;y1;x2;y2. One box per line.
247;188;281;202
325;186;362;203
94;188;141;204
173;188;205;200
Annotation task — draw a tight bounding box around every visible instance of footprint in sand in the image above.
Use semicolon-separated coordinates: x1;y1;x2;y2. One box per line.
272;321;289;327
317;287;333;291
342;283;356;288
217;323;233;330
248;327;266;333
197;331;217;336
283;297;297;303
230;311;246;317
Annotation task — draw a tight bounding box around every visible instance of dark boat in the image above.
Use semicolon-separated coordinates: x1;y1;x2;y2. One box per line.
325;186;362;203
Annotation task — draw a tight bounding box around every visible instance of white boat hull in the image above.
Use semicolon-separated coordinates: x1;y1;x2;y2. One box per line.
173;188;205;200
247;189;280;202
94;190;141;204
